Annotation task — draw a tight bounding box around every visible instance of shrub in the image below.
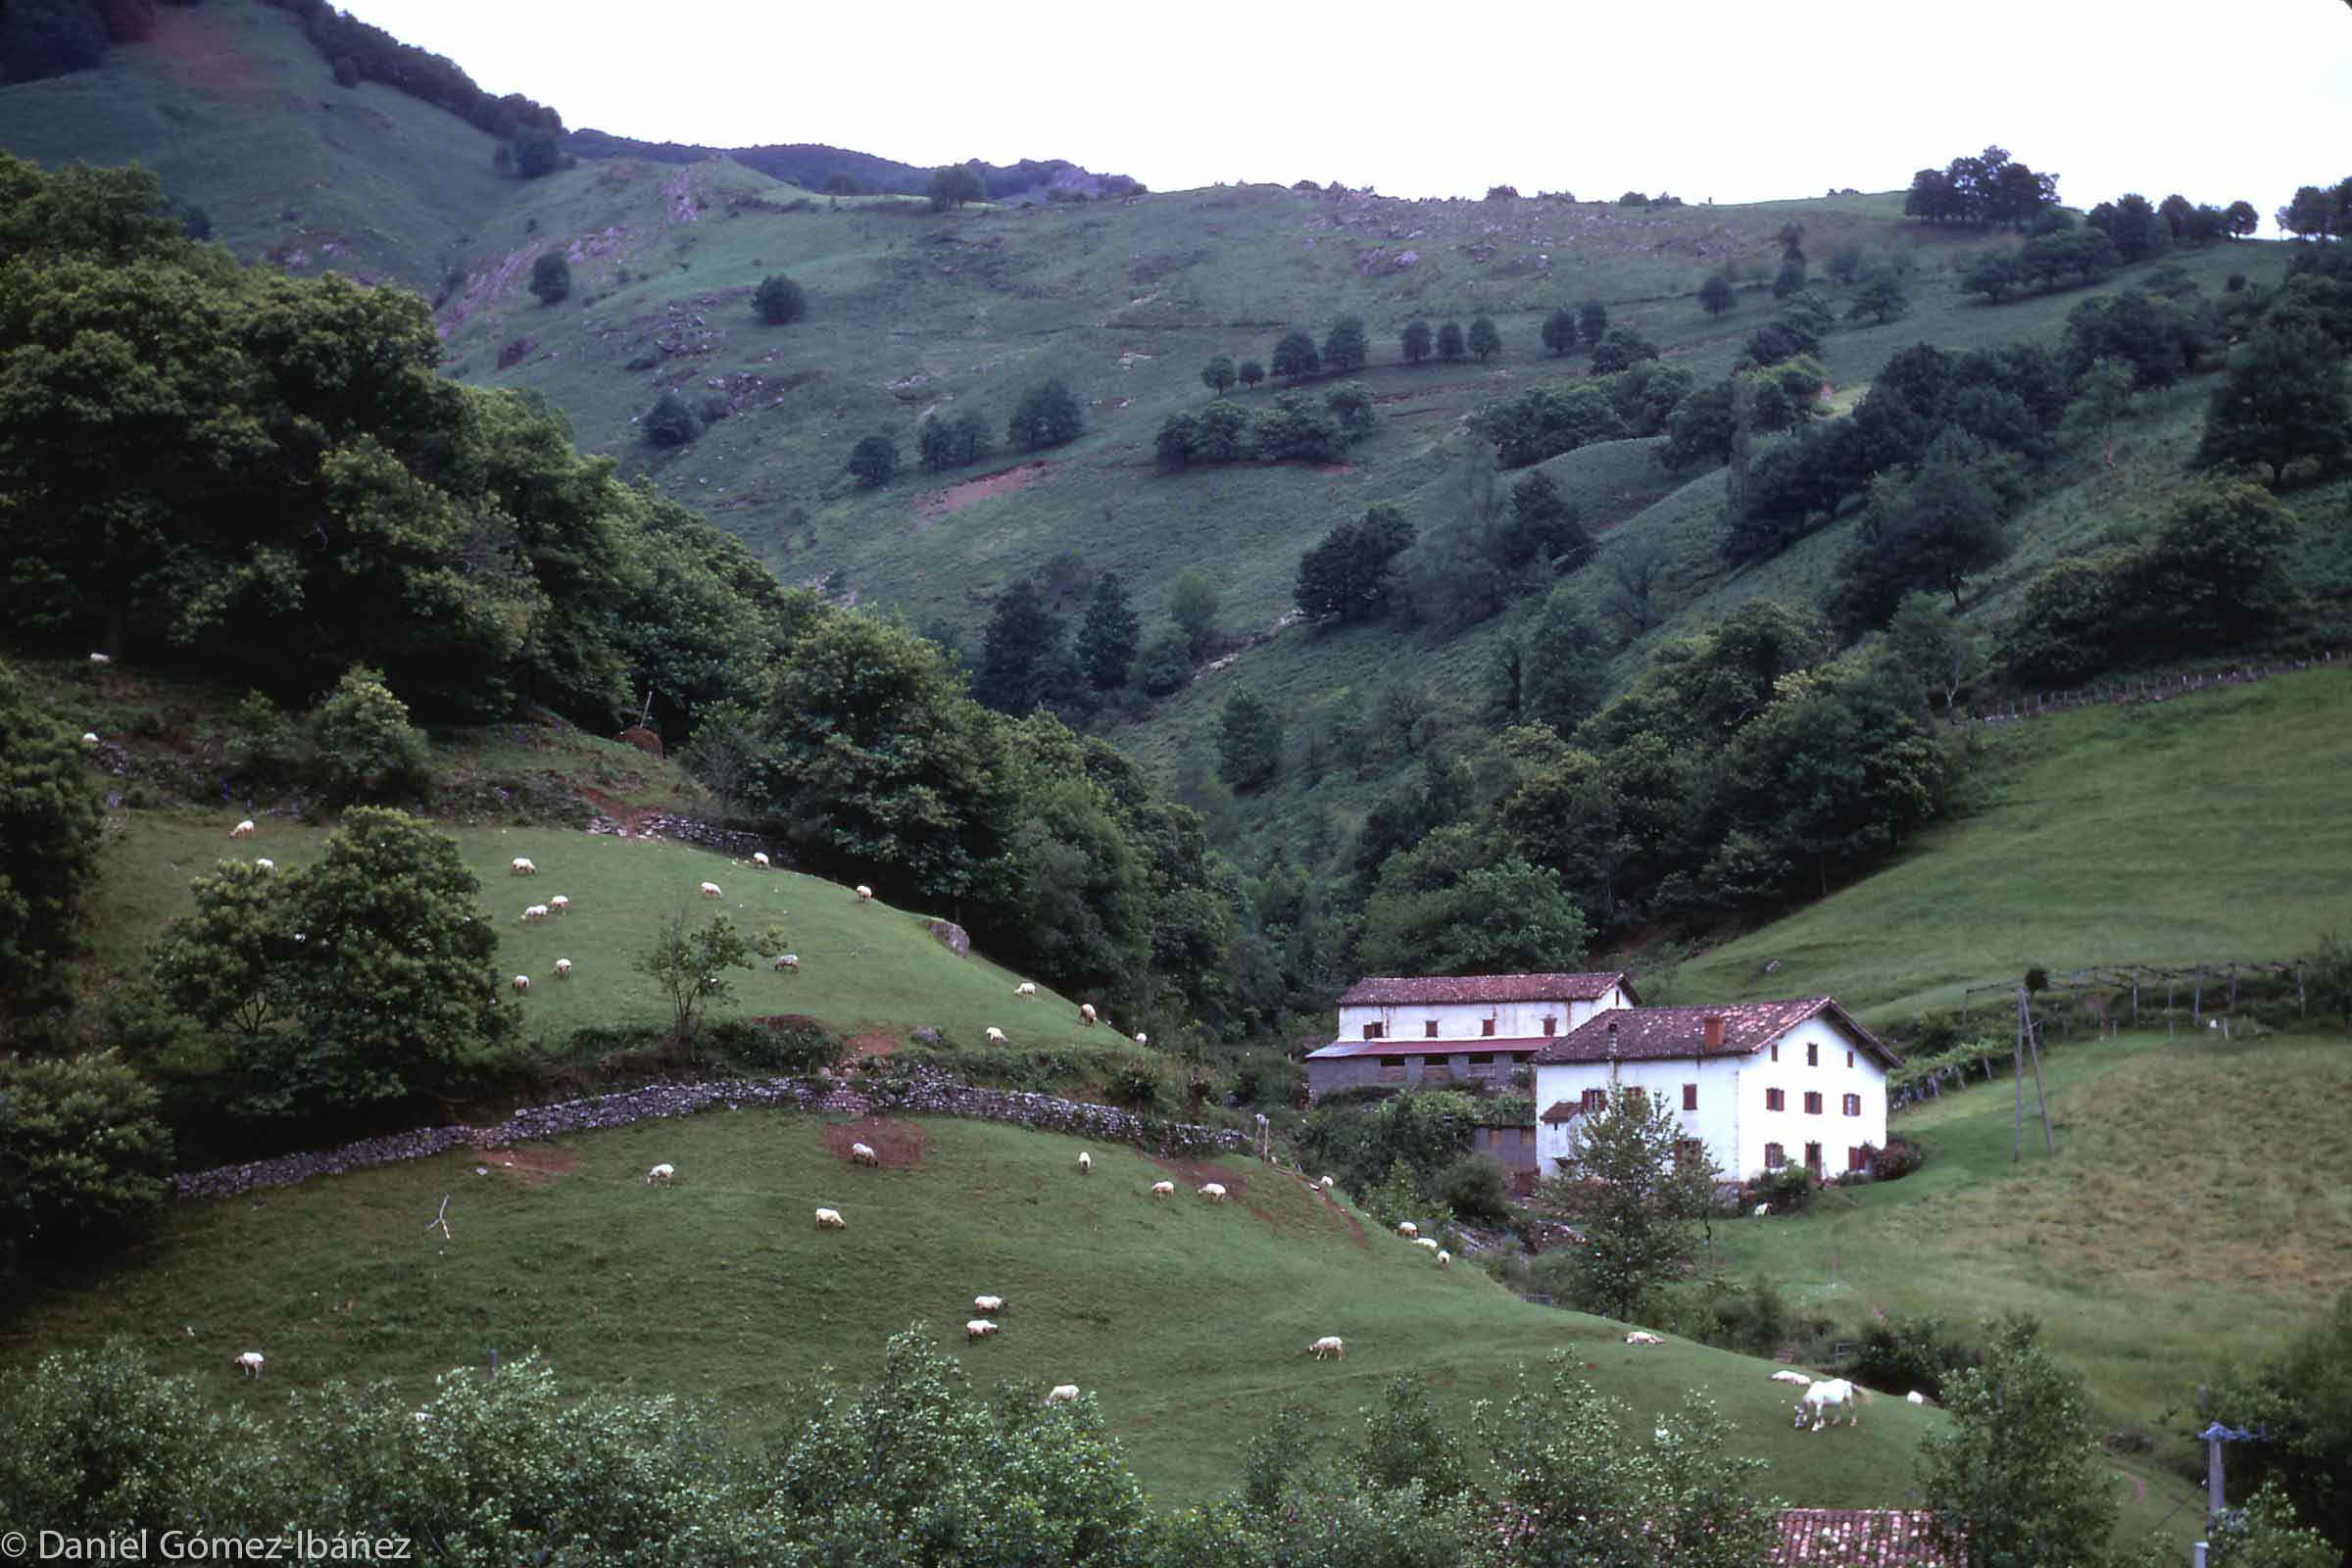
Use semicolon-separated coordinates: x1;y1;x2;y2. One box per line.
1748;1162;1814;1214
754;272;806;324
1845;1314;1977;1401
643;389;699;446
1437;1154;1513;1225
308;665;430;805
1868;1136;1925;1181
709;1015;844;1075
846;433;899;488
0;1053;174;1279
528;251;570;306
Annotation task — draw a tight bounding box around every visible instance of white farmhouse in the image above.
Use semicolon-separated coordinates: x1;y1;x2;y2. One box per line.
1532;998;1898;1184
1304;971;1639;1102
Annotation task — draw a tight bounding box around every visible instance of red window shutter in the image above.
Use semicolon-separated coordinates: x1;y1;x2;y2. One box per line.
1424;1020;1438;1038
1682;1083;1697;1111
1846;1050;1855;1069
1482;1017;1496;1037
1766;1143;1784;1169
1543;1015;1556;1036
1807;1042;1819;1067
1805;1091;1823;1115
1770;1044;1780;1062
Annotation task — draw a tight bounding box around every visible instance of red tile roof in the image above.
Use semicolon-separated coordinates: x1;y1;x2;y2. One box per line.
1538;1100;1585;1124
1532;998;1899;1069
1772;1509;1956;1566
1336;971;1638;1006
1305;1037;1550;1061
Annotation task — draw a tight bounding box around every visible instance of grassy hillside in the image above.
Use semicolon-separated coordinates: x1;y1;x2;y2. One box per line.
1711;1025;2352;1478
0;1110;1955;1512
0;2;510;293
1664;664;2352;1021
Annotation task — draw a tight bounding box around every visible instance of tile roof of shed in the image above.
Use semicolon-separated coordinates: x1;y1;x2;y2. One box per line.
1305;1037;1551;1061
1336;972;1637;1006
1532;998;1899;1068
1771;1509;1956;1566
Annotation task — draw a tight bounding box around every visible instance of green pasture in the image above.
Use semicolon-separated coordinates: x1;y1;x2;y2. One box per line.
3;1114;1948;1511
1667;665;2352;1021
87;808;1131;1053
1706;1025;2352;1533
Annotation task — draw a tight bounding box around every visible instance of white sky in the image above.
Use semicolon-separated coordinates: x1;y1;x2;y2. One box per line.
346;0;2349;220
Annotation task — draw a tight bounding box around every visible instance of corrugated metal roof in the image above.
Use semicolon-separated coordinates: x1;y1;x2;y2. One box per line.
1305;1037;1552;1061
1533;999;1899;1068
1336;971;1637;1006
1771;1509;1956;1566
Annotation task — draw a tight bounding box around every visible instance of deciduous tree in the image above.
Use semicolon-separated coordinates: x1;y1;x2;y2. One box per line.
1321;316;1369;374
2196;317;2352;486
1216;689;1283;793
1542;307;1578;356
1699;273;1737;317
1007;379;1082;451
1076;572;1140;691
1545;1082;1718;1320
528;250;570;305
1920;1316;2121;1568
1271;330;1320;381
1238;358;1265;390
1400;318;1432;364
755;272;806;324
846;432;899;487
1467;316;1501;361
1200;354;1237;396
639;906;756;1047
1436;320;1464;361
0;662;104;1016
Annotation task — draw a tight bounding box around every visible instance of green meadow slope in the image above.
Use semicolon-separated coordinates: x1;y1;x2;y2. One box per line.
0;1111;1952;1512
1663;664;2352;1022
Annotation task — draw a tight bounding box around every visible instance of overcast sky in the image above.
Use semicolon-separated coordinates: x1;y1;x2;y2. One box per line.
348;0;2348;222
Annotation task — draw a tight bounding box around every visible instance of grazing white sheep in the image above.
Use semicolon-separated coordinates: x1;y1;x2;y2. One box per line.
974;1295;1004;1315
1624;1331;1665;1346
231;819;256;839
647;1163;675;1184
773;954;800;971
965;1319;1000;1342
1046;1384;1080;1404
1150;1181;1175;1199
1753;1202;1772;1218
700;881;722;899
985;1026;1006;1045
1794;1378;1864;1431
1906;1391;1929;1405
1396;1221;1418;1239
512;974;531;994
851;1142;879;1166
1413;1237;1441;1251
554;958;573;978
814;1207;846;1229
522;904;550;922
855;884;873;903
89;652;112;665
234;1351;264;1378
549;895;568;914
1436;1250;1451;1268
753;852;770;868
1770;1370;1814;1386
1320;1176;1336;1192
1077;1151;1092;1174
1308;1336;1346;1361
511;857;535;876
1133;1032;1148;1046
1079;1003;1097;1025
1014;981;1037;999
254;858;274;872
81;730;99;745
1200;1182;1227;1202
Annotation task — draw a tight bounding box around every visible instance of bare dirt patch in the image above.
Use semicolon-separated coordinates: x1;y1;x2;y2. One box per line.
912;464;1048;532
480;1145;579;1186
841;1030;900;1063
822;1117;927;1169
578;785;661;836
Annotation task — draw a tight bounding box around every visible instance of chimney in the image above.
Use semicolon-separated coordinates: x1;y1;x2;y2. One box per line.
1606;1019;1619;1055
1702;1014;1726;1052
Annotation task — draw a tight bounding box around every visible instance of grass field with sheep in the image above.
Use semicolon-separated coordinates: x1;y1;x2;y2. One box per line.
3;1110;1963;1514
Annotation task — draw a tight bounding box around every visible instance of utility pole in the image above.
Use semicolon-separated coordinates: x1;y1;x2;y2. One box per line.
2012;985;2053;1161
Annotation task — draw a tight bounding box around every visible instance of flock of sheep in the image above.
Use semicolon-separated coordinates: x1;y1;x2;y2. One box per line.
501;848;814;995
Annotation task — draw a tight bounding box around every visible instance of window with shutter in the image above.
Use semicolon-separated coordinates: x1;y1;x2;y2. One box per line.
1543;1015;1557;1036
1807;1042;1820;1067
1804;1091;1823;1115
1425;1020;1439;1038
1842;1093;1862;1117
1770;1044;1780;1062
1765;1143;1786;1169
1846;1050;1855;1069
1482;1018;1496;1037
1582;1088;1606;1112
1682;1083;1697;1110
1363;1022;1383;1040
1766;1088;1786;1111
1847;1147;1867;1172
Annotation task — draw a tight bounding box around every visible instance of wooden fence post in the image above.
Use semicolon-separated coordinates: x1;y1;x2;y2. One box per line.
2131;967;2139;1025
2298;967;2307;1017
2229;963;2238;1010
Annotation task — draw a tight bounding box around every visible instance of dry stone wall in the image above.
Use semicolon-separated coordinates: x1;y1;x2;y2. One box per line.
169;1066;1243;1201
